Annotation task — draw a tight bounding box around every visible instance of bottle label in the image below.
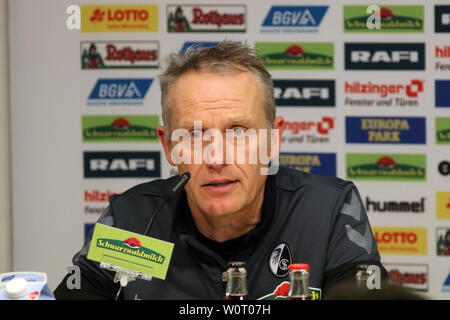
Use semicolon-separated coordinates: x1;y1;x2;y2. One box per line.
257;281;322;300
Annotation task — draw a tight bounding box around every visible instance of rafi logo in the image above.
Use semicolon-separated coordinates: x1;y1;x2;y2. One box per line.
255;42;334;70
82;115;159;142
365;196;426;214
344;5;424;33
280;116;335;144
273;80;335;107
435;5;450;33
436;80;450;107
87;79;153;106
261;6;328;32
167;5;246;32
280;153;336;176
345;117;426;144
436;192;450;220
81;41;159;69
436;228;450;256
345;43;425;70
83;151;161;178
373;227;428;255
344;79;424;107
346;153;426;181
385;264;429;291
268;243;292;278
436;117;450;144
80;5;158;32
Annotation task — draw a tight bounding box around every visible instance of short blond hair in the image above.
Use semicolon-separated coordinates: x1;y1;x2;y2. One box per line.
159;41;276;130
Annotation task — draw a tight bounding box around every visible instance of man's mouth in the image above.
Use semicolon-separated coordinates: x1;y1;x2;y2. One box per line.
203;180;239;187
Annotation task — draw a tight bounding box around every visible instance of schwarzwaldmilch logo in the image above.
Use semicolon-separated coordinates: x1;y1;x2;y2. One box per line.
346;154;426;181
82;115;158;142
96;237;165;264
268;243;292;278
436;117;450;144
256;42;333;70
344;5;424;32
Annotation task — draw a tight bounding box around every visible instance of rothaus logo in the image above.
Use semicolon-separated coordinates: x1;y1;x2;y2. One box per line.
261;6;328;32
273;80;335;107
345;43;425;70
435;5;450;33
365;197;426;213
84;151;160;178
88;79;153;106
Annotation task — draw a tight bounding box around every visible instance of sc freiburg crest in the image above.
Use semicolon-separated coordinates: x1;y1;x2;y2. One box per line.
269;242;292;277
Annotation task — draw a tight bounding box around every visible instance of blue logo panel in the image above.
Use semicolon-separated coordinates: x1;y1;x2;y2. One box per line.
346;117;426;144
280;152;336;176
436;80;450;107
262;6;328;27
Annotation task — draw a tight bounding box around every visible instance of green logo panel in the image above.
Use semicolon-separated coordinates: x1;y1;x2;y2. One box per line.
344;5;424;33
255;42;334;70
346;153;426;181
87;224;174;280
436;117;450;144
82;115;159;142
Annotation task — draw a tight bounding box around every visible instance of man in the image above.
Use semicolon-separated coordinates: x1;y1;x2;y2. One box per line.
55;42;384;300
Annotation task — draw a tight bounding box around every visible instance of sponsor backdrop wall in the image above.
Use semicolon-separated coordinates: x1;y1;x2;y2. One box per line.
9;0;450;298
0;0;11;274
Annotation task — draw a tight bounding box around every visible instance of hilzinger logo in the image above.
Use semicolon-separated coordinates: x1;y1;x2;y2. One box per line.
344;80;424;107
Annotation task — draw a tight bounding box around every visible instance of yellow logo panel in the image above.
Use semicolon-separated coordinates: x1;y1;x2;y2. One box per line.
437;192;450;219
373;227;427;255
81;5;158;32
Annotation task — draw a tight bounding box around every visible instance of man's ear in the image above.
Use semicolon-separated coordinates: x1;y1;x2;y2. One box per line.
270;116;284;158
157;125;177;166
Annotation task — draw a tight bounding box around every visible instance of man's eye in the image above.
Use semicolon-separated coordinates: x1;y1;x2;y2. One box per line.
190;130;202;139
233;128;246;137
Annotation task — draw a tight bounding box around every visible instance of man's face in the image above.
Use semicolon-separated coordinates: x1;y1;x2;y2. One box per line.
158;70;283;218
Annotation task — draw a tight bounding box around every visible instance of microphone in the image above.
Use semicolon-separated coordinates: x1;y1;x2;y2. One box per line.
143;172;191;236
114;172;191;300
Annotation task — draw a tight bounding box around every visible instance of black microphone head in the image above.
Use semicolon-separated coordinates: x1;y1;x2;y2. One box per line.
168;172;191;196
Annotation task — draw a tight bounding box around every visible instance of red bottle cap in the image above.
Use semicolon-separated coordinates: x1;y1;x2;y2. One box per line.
289;263;310;271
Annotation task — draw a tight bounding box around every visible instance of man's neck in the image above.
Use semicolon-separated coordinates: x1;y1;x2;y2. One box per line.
187;188;265;243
